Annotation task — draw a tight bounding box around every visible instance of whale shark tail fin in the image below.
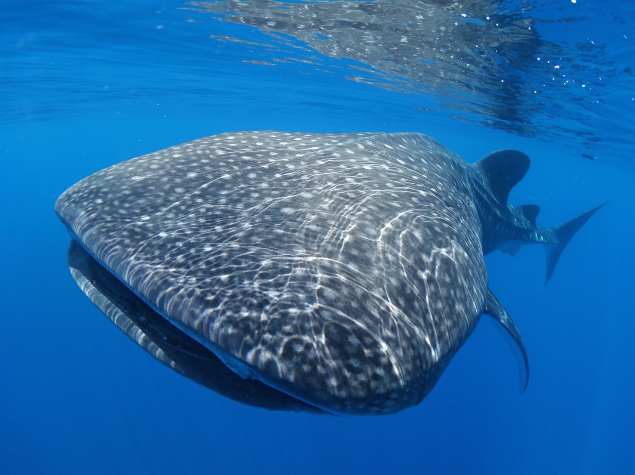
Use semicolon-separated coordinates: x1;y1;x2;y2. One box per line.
544;202;607;285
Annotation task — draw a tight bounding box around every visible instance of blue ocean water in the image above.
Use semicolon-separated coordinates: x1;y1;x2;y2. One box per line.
1;1;634;474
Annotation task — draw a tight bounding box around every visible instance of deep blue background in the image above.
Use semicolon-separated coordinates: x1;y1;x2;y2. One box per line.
1;1;634;474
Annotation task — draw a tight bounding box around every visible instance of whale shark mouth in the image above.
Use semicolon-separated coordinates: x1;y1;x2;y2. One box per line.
66;239;326;414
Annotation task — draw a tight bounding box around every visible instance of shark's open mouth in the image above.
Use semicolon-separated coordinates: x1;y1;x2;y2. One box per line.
67;239;325;414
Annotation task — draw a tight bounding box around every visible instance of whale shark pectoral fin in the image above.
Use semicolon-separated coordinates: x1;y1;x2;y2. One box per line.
544;202;607;285
484;288;529;394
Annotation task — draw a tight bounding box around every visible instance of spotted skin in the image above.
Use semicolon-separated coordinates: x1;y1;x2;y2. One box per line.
57;131;595;415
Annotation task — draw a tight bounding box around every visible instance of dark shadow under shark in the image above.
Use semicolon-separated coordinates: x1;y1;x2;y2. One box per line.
56;132;603;415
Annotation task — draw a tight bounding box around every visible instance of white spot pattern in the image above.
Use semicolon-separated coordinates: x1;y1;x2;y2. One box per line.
56;131;487;415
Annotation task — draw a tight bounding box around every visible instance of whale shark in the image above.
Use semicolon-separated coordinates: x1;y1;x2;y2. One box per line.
56;131;603;415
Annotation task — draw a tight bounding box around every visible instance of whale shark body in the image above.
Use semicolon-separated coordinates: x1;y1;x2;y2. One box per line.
56;132;602;415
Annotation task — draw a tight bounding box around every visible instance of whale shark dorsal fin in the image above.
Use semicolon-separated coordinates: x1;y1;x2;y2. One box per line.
518;203;540;226
477;150;530;204
484;288;529;393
